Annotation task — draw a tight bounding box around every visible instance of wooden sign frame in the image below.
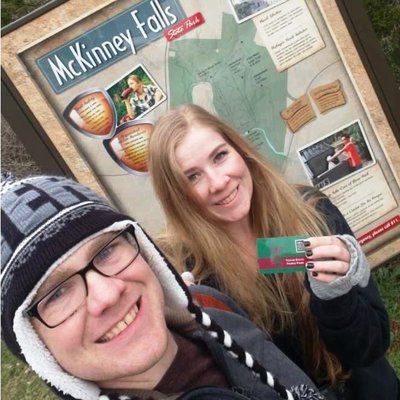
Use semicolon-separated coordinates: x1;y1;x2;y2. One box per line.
2;0;400;267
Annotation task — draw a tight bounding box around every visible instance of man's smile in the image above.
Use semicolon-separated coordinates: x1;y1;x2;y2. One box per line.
97;298;141;343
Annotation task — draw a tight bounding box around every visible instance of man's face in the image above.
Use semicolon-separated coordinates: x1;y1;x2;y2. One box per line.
32;230;176;388
341;136;349;144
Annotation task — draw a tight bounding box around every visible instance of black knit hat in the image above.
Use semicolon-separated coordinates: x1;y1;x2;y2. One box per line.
0;173;195;400
1;174;127;358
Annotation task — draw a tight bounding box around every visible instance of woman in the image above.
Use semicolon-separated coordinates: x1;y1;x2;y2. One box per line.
121;74;163;121
148;104;398;399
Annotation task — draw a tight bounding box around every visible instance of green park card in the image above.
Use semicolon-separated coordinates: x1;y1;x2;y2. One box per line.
257;235;308;274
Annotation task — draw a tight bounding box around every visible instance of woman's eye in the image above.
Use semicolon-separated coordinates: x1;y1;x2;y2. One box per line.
214;150;228;162
187;173;200;183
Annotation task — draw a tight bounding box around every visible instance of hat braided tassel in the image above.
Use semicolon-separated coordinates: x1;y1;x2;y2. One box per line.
187;301;325;400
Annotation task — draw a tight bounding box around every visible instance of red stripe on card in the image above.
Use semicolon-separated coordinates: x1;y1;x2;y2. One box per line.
258;257;307;269
258;259;274;269
281;256;307;267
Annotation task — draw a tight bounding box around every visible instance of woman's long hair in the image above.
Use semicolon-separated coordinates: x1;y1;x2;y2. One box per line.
148;104;346;385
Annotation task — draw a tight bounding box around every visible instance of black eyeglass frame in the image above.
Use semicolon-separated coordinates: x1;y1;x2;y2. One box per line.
23;224;140;328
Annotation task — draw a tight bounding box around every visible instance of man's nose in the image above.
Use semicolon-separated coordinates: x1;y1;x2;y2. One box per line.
85;270;126;316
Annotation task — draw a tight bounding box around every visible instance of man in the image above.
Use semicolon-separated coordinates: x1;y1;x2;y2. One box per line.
1;174;322;400
330;134;363;172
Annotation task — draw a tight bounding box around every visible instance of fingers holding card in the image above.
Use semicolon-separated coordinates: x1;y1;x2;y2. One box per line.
303;236;351;281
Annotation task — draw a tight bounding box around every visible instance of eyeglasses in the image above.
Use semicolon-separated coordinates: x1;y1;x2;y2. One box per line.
24;225;140;328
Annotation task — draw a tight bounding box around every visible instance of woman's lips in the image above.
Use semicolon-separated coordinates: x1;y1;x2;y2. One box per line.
215;187;238;206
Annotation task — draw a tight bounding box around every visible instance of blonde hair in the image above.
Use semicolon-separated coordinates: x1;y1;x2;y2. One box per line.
149;104;346;384
127;75;143;88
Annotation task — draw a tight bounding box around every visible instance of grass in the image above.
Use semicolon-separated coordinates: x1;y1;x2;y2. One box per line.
363;0;400;86
1;347;56;399
372;257;400;373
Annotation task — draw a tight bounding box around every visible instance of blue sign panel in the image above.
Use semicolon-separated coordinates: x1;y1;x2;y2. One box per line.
36;0;185;93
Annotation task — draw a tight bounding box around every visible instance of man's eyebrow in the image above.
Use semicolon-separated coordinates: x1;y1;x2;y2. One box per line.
35;233;116;298
35;269;75;299
38;269;75;297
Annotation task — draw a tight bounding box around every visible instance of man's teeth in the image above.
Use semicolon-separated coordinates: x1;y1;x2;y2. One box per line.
100;304;139;342
216;188;238;205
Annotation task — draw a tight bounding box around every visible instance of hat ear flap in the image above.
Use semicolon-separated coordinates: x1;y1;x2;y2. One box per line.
187;300;323;400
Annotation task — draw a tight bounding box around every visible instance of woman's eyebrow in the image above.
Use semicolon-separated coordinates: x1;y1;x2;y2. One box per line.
181;142;228;175
210;142;227;157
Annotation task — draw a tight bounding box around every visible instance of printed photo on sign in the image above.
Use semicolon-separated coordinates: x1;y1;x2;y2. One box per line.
107;64;166;125
228;0;287;24
297;120;375;189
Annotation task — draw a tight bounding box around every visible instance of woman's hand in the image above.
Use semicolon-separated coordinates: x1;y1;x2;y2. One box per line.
304;236;350;283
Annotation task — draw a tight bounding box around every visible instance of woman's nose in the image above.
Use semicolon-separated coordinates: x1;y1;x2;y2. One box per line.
208;170;229;193
85;271;126;317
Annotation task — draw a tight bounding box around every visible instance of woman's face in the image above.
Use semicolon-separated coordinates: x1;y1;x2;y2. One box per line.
128;78;140;91
175;125;253;227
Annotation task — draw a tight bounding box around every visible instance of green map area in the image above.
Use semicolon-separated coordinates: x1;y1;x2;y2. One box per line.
168;13;288;169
